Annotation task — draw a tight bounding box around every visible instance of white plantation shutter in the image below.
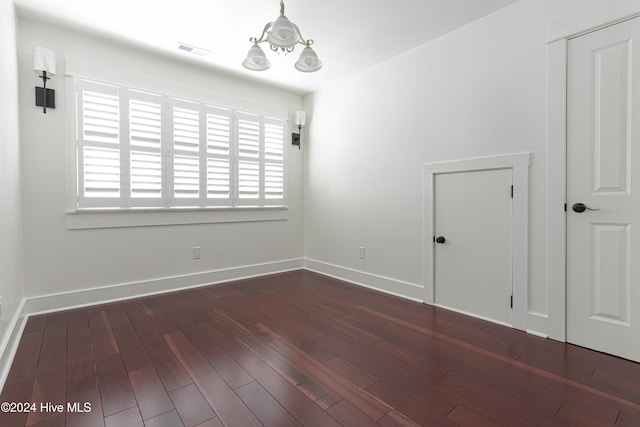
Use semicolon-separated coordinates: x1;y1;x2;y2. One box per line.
264;117;285;201
205;106;232;204
129;91;163;204
236;112;261;203
75;78;286;210
234;113;286;205
77;80;121;207
170;100;200;203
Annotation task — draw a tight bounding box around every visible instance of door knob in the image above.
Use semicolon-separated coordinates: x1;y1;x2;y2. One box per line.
572;202;600;213
435;236;446;244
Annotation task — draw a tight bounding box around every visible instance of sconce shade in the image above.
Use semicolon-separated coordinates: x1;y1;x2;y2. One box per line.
243;45;272;71
294;46;323;73
295;111;306;127
267;15;299;49
33;46;56;75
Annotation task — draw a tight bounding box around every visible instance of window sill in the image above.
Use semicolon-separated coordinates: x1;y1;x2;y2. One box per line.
66;206;288;230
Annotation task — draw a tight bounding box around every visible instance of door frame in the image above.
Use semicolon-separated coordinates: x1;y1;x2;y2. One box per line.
423;153;530;331
547;2;640;342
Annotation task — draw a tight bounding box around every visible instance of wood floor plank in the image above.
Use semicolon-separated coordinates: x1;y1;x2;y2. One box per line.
235;381;303;427
66;309;89;332
168;384;216;427
123;301;192;392
105;303;152;373
66;328;97;397
193;419;223;427
26;313;67;426
447;405;501;427
326;400;382;427
23;315;47;333
235;331;342;410
104;406;143;427
128;367;175;421
212;333;342;427
557;402;619;427
366;380;457;426
267;334;393;420
64;386;104;427
315;333;458;413
5;331;43;386
0;380;34;427
192;338;254;390
88;308;119;358
161;305;212;346
164;332;262;427
143;410;184;427
95;353;137;417
325;356;379;388
377;409;422;427
443;370;569;427
591;368;640;404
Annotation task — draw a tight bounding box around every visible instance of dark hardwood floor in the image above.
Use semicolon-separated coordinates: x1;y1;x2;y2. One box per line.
2;270;640;426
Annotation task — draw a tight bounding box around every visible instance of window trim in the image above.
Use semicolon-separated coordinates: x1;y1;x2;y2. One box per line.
65;206;288;230
66;72;289;228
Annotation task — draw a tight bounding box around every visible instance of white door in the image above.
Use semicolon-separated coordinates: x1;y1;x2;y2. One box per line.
567;17;640;362
434;169;513;325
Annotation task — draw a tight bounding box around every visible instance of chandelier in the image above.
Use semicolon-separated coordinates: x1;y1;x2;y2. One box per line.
243;0;323;73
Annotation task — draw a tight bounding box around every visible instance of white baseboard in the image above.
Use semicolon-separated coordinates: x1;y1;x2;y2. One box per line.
304;258;424;303
0;299;28;393
527;312;549;338
433;303;513;328
25;258;305;315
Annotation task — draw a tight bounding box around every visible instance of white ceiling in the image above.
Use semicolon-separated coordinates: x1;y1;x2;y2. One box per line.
14;0;519;95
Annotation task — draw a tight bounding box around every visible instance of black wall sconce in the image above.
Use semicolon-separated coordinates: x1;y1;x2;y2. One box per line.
33;46;56;114
292;110;305;149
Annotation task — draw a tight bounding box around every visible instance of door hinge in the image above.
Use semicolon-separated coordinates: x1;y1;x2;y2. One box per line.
510;295;513;308
564;203;567;212
510;185;514;198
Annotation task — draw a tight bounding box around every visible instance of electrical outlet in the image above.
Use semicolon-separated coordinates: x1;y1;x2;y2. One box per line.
192;247;201;260
359;247;366;259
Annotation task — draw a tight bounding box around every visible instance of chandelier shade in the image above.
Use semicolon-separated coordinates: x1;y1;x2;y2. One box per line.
243;0;322;73
267;15;299;49
243;44;271;71
295;46;323;73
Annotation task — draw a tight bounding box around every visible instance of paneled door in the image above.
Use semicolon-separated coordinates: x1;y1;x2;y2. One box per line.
434;168;513;325
567;17;640;362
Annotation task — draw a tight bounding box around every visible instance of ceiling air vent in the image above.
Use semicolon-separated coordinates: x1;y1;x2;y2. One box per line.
177;42;210;57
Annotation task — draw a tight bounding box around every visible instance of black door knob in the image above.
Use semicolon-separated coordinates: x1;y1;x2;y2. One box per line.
435;236;446;244
572;203;600;213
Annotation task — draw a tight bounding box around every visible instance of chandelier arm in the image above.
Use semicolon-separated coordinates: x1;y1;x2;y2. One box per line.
291;23;313;46
251;22;273;44
296;39;314;47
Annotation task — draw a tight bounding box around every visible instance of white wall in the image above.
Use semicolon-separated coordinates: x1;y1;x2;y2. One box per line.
17;19;305;310
0;0;25;379
304;0;591;334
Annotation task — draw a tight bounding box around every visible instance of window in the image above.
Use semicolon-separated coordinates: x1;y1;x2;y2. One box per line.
75;79;285;210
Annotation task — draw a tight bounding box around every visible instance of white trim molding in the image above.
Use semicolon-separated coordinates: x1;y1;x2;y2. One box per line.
25;259;304;315
0;300;28;393
546;2;640;342
304;259;424;303
423;153;531;332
